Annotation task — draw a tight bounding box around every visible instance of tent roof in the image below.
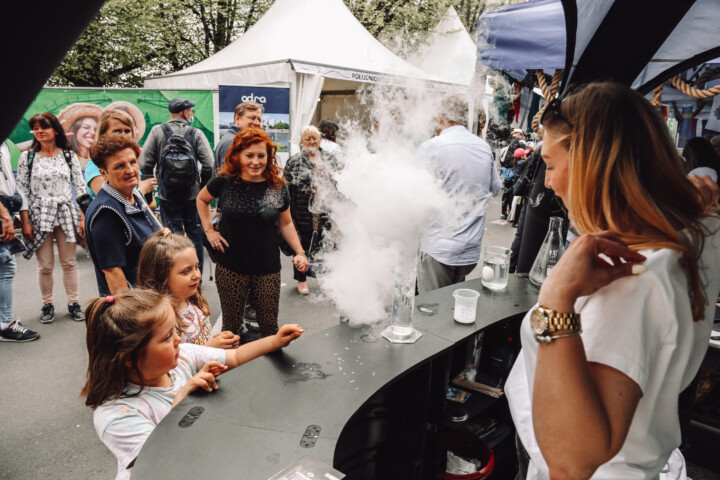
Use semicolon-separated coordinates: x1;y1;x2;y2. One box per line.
477;0;566;77
567;0;720;93
151;0;444;84
406;6;478;85
477;0;720;94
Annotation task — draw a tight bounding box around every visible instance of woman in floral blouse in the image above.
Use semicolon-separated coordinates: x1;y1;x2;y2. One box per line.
17;112;87;323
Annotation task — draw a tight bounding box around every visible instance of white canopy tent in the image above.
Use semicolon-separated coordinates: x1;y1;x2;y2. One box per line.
406;6;487;131
144;0;461;152
406;6;477;86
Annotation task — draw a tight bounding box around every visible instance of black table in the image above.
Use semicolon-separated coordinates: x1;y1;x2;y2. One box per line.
131;274;539;479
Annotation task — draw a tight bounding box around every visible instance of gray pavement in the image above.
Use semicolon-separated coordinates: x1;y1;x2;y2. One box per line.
1;196;716;479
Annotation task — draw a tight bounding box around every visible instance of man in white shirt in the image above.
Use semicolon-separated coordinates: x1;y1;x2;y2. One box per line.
416;96;502;294
0;141;38;342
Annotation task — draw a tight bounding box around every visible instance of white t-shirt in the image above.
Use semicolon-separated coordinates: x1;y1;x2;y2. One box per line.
506;216;720;479
0;143;27;207
320;139;343;165
93;343;226;480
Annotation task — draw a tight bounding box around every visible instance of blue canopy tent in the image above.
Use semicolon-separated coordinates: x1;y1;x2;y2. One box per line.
478;0;720;93
477;0;566;83
476;0;720;274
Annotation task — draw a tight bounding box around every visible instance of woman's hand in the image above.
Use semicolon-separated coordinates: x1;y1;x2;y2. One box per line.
272;324;304;349
205;331;241;349
21;218;34;244
0;213;14;243
292;253;309;272
538;231;647;312
77;211;85;239
138;177;157;195
206;230;229;253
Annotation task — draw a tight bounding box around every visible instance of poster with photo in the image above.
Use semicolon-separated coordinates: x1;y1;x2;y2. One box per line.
8;88;214;169
219;85;291;165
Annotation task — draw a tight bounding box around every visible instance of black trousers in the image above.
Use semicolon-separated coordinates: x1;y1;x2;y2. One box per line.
502;178;515;216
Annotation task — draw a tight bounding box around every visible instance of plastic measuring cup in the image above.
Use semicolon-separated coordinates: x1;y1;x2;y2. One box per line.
452;289;480;324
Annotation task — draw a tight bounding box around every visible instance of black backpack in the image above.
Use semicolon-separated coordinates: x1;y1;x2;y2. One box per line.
157;123;199;200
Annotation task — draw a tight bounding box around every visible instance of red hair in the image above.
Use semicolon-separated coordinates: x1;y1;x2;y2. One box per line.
218;128;285;189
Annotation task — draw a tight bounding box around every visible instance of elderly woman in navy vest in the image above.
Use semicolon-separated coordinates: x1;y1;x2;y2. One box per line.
85;134;160;295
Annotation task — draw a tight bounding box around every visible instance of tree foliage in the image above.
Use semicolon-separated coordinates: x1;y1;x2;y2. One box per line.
344;0;488;39
49;0;273;87
50;0;511;87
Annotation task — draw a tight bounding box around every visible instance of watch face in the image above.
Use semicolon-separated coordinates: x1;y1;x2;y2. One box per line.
531;307;548;335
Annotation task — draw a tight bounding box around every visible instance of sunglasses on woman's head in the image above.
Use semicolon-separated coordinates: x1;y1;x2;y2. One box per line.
541;98;573;129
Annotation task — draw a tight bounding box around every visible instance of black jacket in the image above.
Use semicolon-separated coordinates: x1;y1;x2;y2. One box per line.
283;149;336;249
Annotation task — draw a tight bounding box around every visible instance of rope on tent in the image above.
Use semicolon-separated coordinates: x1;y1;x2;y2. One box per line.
532;69;562;133
651;84;663;107
693;66;720;89
671;76;720;99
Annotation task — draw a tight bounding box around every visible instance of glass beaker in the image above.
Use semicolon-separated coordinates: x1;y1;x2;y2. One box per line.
529;216;565;287
381;247;422;343
452;289;480;323
481;246;511;290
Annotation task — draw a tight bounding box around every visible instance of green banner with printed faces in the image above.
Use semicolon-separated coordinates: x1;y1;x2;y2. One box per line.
7;88;214;170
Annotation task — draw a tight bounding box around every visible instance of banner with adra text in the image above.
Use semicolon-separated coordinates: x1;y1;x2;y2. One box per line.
219;85;290;165
7;88;214;170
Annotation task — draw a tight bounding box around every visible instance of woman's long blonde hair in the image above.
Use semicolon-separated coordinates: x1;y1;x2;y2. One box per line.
543;82;709;320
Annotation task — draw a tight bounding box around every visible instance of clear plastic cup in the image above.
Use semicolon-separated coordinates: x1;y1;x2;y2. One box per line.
481;246;511;290
452;289;480;324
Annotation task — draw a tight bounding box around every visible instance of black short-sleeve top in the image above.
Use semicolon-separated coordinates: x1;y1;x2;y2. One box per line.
206;176;290;274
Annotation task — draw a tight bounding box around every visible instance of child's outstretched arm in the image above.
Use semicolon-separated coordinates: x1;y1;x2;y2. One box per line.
225;324;304;369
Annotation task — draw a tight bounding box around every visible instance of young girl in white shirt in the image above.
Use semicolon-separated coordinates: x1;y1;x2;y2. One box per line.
137;228;240;348
82;288;302;480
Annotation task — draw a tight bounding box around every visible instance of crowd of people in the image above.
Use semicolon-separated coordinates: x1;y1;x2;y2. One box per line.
2;81;720;480
0;98;341;344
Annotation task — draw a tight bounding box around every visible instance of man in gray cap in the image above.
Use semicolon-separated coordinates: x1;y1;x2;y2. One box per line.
140;97;213;273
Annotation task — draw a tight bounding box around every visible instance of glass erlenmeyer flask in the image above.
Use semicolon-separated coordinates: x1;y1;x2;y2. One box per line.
529;216;565;287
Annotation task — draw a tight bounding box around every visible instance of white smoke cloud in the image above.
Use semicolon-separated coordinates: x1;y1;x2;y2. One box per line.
309;84;456;325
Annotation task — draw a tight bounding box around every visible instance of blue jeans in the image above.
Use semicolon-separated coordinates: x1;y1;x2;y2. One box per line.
159;199;204;274
0;256;17;324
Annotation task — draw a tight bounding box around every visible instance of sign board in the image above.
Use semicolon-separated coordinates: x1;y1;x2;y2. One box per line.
219;85;291;165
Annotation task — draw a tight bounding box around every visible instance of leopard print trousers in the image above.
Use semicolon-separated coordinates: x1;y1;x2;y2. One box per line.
215;263;281;337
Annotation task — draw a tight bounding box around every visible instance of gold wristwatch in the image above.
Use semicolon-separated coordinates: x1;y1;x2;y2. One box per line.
530;305;582;344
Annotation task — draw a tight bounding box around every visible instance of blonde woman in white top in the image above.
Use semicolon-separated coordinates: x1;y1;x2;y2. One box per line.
505;83;720;480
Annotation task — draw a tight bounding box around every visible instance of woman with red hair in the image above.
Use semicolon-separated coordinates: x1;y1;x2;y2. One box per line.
197;128;307;338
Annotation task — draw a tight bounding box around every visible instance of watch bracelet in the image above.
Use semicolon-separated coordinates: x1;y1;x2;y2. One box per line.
547;311;581;333
536;329;583;344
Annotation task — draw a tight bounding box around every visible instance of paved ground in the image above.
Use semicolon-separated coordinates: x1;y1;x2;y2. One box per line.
0;196;717;479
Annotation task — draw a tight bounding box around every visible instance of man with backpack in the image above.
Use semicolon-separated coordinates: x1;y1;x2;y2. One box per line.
139;98;213;273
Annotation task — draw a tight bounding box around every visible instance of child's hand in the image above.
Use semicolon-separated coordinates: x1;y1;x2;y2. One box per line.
205;331;241;349
273;324;304;349
186;361;227;393
173;361;228;408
